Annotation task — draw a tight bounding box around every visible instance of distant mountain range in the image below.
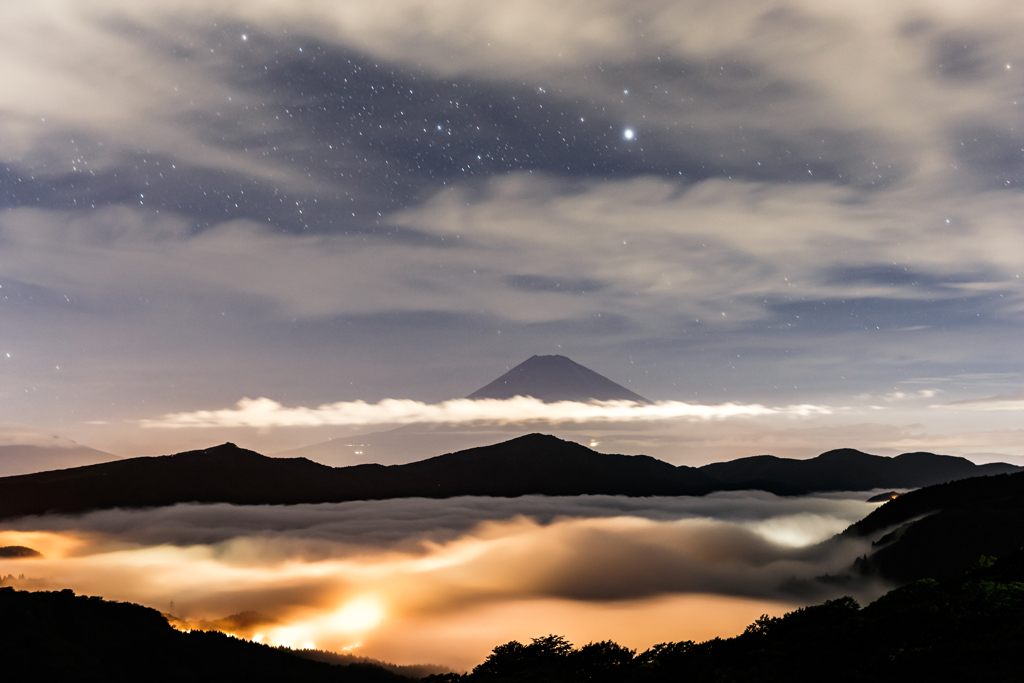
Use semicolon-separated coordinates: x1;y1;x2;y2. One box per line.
700;449;1016;491
0;444;118;478
0;434;1017;521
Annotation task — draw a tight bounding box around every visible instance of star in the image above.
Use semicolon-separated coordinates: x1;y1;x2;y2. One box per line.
623;128;635;140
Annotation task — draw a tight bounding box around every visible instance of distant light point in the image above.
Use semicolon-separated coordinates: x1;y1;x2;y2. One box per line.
241;34;248;41
623;128;635;140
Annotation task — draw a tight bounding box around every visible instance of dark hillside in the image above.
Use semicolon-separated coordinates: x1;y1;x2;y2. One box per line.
0;586;408;682
840;470;1024;582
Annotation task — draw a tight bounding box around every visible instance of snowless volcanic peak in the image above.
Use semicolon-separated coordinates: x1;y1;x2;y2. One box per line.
466;355;650;403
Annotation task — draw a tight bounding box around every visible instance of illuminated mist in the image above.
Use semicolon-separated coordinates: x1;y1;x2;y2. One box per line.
142;396;834;429
0;492;889;671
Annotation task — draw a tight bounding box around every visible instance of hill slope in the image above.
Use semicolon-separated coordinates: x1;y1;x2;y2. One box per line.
839;470;1024;582
0;586;407;682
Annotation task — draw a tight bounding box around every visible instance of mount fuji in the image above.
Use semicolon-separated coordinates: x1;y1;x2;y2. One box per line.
277;355;645;465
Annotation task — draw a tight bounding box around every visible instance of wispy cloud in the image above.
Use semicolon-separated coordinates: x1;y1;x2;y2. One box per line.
936;391;1024;411
855;389;941;402
141;396;834;429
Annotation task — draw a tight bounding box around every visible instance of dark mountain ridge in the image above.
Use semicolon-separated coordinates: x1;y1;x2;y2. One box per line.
0;435;722;520
0;434;1017;521
698;448;1016;491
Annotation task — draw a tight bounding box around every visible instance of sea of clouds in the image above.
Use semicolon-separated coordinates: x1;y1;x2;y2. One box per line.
0;491;896;668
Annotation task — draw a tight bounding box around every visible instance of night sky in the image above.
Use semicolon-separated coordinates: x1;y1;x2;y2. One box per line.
1;1;1022;459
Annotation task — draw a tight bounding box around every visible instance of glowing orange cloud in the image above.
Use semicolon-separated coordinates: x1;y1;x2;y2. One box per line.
0;493;887;669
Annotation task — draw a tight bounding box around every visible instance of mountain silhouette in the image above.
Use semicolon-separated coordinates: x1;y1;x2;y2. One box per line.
839;469;1024;582
275;355;649;467
0;435;1018;520
698;448;1017;492
466;355;650;402
0;435;721;519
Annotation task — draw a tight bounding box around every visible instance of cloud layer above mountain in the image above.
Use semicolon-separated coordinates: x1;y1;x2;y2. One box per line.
143;395;833;428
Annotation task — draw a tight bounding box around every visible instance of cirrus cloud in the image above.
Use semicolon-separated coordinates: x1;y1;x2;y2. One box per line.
935;391;1024;411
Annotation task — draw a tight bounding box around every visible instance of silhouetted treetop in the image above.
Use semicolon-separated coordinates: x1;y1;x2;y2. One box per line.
447;553;1024;682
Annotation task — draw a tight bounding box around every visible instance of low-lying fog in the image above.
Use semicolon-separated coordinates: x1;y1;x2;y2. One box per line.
0;492;893;671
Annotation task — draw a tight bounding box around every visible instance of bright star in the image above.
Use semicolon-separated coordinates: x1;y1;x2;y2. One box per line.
623;128;635;140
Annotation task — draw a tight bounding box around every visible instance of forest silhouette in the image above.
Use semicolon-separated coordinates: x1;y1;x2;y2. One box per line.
434;552;1024;682
4;552;1024;681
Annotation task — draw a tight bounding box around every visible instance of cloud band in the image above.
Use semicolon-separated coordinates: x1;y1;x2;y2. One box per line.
140;396;834;429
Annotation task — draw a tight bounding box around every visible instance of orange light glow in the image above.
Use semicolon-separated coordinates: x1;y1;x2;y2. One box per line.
330;596;385;632
0;497;881;670
0;531;88;559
